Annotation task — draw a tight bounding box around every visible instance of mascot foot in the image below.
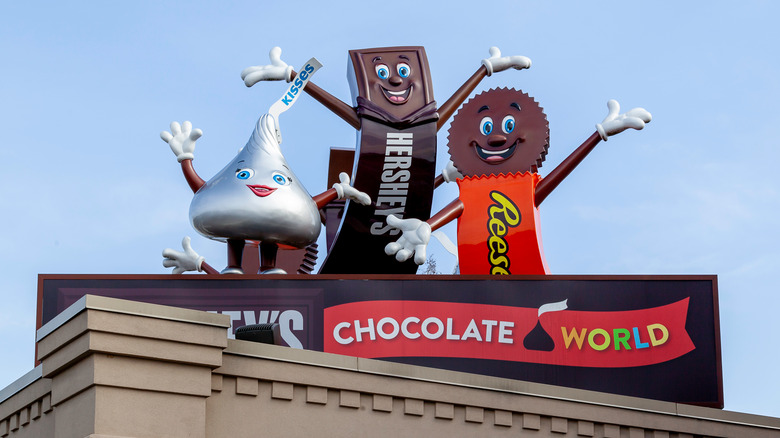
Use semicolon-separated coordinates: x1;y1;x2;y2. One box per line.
221;267;245;275
259;268;287;275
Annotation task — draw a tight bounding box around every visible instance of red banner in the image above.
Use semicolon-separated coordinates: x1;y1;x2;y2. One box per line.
324;298;694;368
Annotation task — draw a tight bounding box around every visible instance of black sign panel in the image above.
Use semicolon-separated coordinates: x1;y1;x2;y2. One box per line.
38;275;722;407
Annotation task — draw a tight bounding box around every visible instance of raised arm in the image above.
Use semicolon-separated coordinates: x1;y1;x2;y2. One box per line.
535;132;601;206
160;121;206;193
434;160;464;189
437;47;531;131
295;72;360;129
312;172;371;209
242;47;359;129
535;100;652;206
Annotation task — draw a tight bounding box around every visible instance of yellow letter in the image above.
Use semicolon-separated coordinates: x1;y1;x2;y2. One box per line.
488;235;508;255
561;327;587;350
488;191;521;227
488;217;508;237
490;266;510;275
647;323;669;346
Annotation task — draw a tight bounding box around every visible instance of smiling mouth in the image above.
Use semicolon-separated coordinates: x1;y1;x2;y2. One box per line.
381;86;412;104
247;185;276;197
473;139;520;163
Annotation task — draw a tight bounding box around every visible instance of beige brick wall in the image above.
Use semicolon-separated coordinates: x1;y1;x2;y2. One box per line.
1;295;778;438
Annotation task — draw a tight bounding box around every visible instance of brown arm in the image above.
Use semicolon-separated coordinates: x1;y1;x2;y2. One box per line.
428;198;465;231
181;160;206;193
199;261;219;275
437;66;489;131
433;174;446;189
535;132;602;206
313;188;339;210
290;71;360;129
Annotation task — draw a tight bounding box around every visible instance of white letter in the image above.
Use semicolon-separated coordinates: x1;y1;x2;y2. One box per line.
386;132;413;145
422;317;444;339
354;319;376;342
482;320;498;342
461;319;483;341
401;317;421;339
222;310;242;339
377;317;400;340
279;310;304;349
243;310;257;325
385;145;413;155
446;318;460;340
334;322;354;345
498;321;514;344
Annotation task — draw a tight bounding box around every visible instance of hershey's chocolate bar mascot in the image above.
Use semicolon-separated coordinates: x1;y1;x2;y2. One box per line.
242;47;530;273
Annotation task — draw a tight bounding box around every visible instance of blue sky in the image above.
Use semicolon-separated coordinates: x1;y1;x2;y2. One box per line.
2;1;779;418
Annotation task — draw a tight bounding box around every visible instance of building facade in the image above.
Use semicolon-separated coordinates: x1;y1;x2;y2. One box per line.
1;295;778;437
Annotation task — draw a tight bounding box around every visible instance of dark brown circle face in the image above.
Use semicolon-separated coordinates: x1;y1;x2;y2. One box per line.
447;88;549;178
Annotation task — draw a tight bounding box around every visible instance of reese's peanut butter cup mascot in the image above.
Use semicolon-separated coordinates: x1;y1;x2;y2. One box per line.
385;88;651;275
241;47;531;274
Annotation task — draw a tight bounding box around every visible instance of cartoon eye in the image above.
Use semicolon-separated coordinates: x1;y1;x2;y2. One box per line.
272;171;290;186
502;115;515;134
480;116;494;135
375;64;390;80
397;63;411;78
236;168;254;180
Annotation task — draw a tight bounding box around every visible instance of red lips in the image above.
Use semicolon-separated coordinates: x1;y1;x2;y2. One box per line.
247;185;276;197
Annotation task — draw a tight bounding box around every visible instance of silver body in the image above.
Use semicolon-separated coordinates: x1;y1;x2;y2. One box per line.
189;115;321;248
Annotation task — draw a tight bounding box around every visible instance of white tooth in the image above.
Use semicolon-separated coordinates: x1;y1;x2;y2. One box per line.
480;148;510;155
387;88;408;96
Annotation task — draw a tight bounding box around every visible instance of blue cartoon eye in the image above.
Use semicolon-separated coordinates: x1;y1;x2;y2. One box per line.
502;115;515;134
236;168;254;180
375;64;390;80
480;116;494;135
397;63;411;78
272;171;290;186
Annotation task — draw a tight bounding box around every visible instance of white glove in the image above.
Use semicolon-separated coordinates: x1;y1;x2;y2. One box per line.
384;215;432;265
241;47;294;87
162;236;205;274
441;160;463;183
481;46;532;76
332;172;371;205
160;121;202;162
596;99;652;141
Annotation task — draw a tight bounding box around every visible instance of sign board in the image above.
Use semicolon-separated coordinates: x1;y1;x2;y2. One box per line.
38;275;722;407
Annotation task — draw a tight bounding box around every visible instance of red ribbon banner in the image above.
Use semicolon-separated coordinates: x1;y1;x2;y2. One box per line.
324;298;694;368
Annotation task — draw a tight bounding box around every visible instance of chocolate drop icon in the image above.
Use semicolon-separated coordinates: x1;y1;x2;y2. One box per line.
523;320;555;352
